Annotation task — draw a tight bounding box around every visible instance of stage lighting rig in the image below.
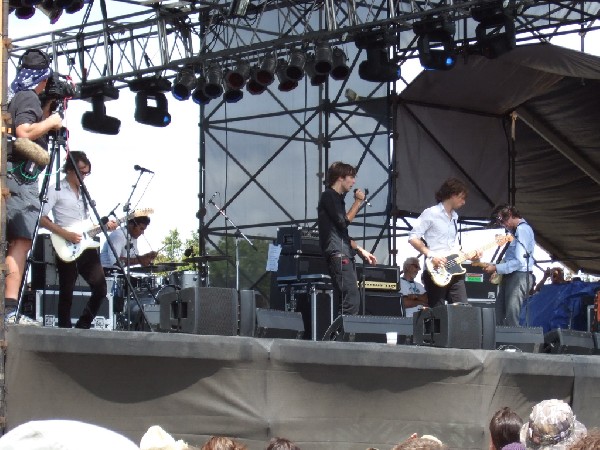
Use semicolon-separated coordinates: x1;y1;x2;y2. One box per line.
203;64;224;99
413;17;457;71
355;30;400;83
472;0;516;59
330;48;350;81
286;49;307;82
305;54;328;86
129;77;172;128
172;67;197;101
80;82;121;135
276;59;298;92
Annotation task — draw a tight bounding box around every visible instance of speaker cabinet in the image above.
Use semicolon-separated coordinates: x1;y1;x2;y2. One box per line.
544;329;594;355
495;326;544;353
159;287;238;335
413;304;483;349
463;263;498;302
35;290;113;329
255;309;304;339
322;315;413;343
31;234;89;291
363;291;403;317
239;290;257;337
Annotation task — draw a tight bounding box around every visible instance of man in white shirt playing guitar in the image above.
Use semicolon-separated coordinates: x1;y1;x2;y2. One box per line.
40;151;118;328
408;178;479;308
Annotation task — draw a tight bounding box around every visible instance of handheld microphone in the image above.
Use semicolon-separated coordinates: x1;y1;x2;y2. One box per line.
134;164;154;174
354;188;372;207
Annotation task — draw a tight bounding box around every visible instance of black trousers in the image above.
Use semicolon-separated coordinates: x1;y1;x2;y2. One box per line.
327;254;360;315
422;270;467;308
56;248;108;328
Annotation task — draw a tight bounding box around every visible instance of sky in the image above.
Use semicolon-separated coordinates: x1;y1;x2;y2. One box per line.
7;3;600;284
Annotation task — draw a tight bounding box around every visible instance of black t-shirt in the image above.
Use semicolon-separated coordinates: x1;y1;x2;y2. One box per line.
317;187;355;258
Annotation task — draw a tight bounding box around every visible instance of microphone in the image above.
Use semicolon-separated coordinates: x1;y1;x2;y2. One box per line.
354;188;372;207
12;137;50;166
134;164;154;174
208;192;218;204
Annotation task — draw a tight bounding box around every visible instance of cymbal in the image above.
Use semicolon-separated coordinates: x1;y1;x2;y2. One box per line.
183;255;230;263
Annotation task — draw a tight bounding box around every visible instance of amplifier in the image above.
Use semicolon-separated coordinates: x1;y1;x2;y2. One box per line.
35;290;114;329
277;226;321;256
277;254;330;283
356;264;400;291
464;263;498;301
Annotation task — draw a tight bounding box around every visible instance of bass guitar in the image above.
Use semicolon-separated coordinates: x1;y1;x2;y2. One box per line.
51;208;153;262
425;235;513;287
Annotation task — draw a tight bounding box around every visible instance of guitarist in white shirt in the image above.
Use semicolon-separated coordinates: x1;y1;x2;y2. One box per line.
408;178;479;308
40;151;118;328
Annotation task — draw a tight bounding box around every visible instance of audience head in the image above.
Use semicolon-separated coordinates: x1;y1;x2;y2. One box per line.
520;399;586;449
490;407;523;450
266;437;300;450
392;434;446;450
567;428;600;450
549;267;565;284
201;436;247;450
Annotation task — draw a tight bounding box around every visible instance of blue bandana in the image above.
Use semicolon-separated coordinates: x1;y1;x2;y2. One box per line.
8;67;52;102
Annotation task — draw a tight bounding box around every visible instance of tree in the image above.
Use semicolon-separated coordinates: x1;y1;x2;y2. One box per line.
156;229;183;263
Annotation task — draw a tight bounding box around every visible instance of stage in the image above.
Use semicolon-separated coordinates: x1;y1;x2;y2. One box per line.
5;326;600;450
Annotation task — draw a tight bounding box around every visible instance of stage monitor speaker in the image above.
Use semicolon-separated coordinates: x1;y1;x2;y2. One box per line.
413;304;482;349
544;329;594;355
255;308;304;339
31;234;89;291
322;315;413;343
159;287;238;335
363;291;403;317
480;307;496;350
495;326;544;353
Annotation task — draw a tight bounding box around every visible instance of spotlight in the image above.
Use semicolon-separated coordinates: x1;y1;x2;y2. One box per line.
80;83;121;135
330;47;350;80
224;60;250;90
172;67;196;101
134;92;171;127
229;0;250;17
355;30;400;82
36;0;62;23
246;67;267;95
223;78;244;103
57;0;85;13
304;54;327;86
255;54;277;86
203;64;224;99
472;1;516;59
129;77;172;127
192;77;211;105
286;49;306;81
276;59;298;92
413;19;456;71
15;6;36;19
313;42;333;75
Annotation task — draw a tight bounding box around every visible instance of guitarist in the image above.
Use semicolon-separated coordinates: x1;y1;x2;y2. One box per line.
408;178;476;307
40;151;118;328
483;204;535;326
4;49;63;319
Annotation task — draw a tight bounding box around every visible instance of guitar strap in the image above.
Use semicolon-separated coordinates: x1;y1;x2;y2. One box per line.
454;219;462;248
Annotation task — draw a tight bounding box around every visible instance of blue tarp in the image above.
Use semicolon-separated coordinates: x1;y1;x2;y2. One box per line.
519;281;600;333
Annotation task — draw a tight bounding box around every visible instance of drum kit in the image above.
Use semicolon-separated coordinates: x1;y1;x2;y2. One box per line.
108;255;230;330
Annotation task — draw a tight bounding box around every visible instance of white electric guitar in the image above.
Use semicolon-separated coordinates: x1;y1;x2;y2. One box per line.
425;234;513;287
51;208;153;262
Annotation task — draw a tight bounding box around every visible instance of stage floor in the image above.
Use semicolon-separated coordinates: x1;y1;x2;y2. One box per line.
6;326;600;450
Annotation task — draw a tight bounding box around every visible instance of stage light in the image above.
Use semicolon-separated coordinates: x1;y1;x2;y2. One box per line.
304;55;327;86
313;42;333;75
203;64;223;99
255;54;277;86
80;83;121;135
330;47;350;80
276;59;298;92
355;30;400;82
224;60;250;90
413;19;456;71
36;0;62;24
472;1;516;59
172;67;196;101
15;6;36;19
134;92;171;127
286;49;306;81
246;67;267;95
57;0;85;13
229;0;250;17
223;82;244;103
192;77;211;105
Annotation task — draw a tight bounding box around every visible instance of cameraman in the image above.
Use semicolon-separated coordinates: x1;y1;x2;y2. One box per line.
5;49;63;318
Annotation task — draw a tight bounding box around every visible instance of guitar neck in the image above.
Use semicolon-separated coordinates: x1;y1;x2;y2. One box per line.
456;240;507;264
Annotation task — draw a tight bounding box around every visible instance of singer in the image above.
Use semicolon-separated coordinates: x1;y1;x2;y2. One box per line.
317;161;377;316
408;178;472;307
483;204;535;326
40;152;118;328
4;48;63;320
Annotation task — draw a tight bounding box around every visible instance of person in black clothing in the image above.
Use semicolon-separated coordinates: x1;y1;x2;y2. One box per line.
317;161;377;315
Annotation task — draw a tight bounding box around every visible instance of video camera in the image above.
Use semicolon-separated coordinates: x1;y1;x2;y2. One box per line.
39;72;77;113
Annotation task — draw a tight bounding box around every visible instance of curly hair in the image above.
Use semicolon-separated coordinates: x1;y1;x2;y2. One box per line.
434;178;468;202
201;436;247;450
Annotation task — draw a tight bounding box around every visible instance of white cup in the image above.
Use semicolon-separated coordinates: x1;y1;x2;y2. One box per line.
386;332;398;345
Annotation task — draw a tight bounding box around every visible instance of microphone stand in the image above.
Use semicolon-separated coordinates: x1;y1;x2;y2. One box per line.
208;197;256;291
360;192;369;316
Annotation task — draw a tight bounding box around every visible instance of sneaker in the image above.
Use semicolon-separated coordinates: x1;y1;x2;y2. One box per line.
5;310;41;326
